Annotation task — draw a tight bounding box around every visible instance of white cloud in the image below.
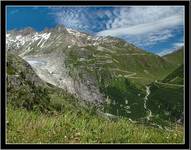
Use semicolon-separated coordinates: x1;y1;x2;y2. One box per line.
110;6;183;29
119;29;174;48
157;42;184;56
157;48;176;56
97;14;182;36
54;8;83;29
173;42;184;48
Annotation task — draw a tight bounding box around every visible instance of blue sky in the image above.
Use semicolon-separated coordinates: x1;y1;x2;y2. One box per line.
6;6;184;55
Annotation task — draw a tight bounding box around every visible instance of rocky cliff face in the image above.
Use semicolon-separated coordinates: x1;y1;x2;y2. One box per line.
7;52;51;111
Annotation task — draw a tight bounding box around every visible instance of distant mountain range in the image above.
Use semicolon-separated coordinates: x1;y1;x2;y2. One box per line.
6;25;184;125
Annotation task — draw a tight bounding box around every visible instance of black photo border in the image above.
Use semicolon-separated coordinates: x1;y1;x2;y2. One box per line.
1;1;190;149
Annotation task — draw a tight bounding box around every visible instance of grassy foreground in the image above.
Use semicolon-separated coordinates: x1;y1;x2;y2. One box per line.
7;104;183;144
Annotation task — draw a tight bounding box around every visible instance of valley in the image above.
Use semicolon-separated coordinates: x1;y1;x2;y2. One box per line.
6;25;184;143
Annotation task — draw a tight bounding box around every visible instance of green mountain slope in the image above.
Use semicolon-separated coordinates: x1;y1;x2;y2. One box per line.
162;64;184;85
147;65;184;125
163;47;183;66
65;39;176;88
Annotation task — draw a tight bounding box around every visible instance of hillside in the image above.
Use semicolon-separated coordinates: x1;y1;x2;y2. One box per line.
7;52;51;111
162;64;184;85
147;65;184;125
163;47;183;66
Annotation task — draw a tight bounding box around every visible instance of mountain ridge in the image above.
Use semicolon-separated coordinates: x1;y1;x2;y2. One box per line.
162;47;183;66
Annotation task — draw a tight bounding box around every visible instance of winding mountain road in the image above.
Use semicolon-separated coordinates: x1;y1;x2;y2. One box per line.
155;81;184;87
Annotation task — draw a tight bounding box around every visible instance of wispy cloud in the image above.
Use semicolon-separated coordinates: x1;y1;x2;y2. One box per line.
108;6;183;29
157;42;184;56
97;15;183;36
122;26;182;48
51;7;114;34
173;42;184;48
97;6;184;47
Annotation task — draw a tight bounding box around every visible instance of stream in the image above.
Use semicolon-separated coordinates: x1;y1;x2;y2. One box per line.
144;86;152;120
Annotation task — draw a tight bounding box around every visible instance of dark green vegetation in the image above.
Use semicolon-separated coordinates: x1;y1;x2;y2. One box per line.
102;77;146;119
7;52;51;112
147;82;183;126
162;64;183;85
143;51;183;125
